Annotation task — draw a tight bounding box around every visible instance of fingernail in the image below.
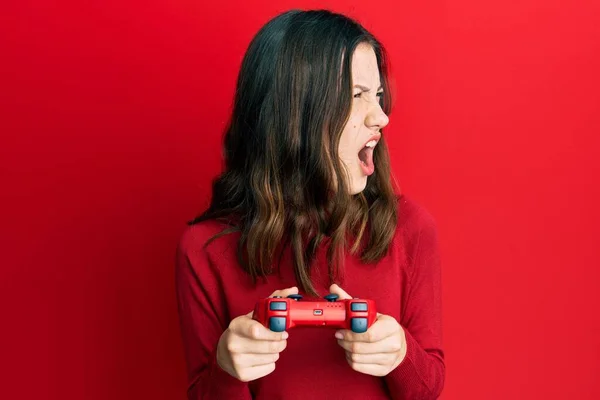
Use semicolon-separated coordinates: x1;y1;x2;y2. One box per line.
335;331;343;339
282;332;289;340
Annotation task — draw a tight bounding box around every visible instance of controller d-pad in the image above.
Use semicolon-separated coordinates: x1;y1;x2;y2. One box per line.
351;302;368;311
350;317;368;333
269;317;287;332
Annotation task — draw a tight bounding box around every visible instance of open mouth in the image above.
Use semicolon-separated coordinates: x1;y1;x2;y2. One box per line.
358;139;378;176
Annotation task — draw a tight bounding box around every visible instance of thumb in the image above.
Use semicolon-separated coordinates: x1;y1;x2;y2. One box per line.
270;286;299;298
329;283;353;300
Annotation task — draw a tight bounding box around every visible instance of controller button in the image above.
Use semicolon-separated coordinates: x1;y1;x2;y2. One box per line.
351;302;368;312
351;317;368;333
269;317;287;332
269;301;287;311
324;293;339;302
287;294;303;301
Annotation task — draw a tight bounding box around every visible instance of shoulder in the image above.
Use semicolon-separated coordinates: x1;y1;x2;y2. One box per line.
176;219;240;264
397;194;438;236
394;194;440;261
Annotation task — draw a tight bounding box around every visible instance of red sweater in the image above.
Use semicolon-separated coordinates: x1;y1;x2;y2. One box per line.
175;195;445;399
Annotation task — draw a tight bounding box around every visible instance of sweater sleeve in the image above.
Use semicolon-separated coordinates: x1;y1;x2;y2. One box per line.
384;211;446;399
175;227;252;400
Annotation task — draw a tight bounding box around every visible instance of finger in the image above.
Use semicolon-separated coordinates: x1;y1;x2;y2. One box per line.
336;314;399;343
231;316;289;341
233;352;281;368
270;286;299;298
345;350;399;366
236;363;277;382
329;283;352;300
344;354;393;377
336;333;402;354
228;336;288;355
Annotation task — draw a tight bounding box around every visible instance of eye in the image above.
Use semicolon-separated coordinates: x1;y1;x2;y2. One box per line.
353;91;384;100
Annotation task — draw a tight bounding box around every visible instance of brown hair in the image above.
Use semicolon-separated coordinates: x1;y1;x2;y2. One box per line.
190;9;399;296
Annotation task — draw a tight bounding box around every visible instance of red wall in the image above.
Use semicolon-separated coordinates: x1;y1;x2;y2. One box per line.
2;1;599;399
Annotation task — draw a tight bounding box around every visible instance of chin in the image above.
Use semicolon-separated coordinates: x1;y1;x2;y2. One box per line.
349;176;368;195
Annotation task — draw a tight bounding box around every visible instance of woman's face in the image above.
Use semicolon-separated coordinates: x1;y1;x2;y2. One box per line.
338;43;390;195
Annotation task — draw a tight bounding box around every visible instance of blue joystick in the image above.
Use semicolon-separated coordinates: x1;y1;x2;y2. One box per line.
324;293;339;302
287;294;303;301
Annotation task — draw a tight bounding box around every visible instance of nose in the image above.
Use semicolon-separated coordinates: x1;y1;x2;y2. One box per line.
365;100;389;131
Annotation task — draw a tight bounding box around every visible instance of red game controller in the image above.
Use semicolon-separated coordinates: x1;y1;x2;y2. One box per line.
253;293;377;333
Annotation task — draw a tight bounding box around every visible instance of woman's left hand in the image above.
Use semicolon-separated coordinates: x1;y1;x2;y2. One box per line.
329;284;407;377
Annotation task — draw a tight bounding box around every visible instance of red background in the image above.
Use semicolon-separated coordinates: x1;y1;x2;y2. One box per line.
2;1;599;399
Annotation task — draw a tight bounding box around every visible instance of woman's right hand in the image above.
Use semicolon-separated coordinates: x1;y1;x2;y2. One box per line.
216;286;298;382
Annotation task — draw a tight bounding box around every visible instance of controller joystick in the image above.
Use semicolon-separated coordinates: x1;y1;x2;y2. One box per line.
324;293;339;302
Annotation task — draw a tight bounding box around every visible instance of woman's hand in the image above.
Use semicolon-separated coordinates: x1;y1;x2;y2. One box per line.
329;284;407;377
216;286;298;382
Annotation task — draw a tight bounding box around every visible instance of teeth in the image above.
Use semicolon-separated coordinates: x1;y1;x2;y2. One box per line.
365;140;377;148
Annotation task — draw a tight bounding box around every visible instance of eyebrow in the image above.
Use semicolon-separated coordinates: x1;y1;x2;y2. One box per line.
353;84;384;91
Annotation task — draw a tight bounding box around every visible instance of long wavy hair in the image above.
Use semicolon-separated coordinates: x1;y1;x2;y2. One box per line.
190;9;399;296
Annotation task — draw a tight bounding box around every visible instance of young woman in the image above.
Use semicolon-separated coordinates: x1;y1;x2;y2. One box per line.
176;9;445;399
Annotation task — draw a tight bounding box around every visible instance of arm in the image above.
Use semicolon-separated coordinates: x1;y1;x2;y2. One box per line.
383;213;446;399
175;228;252;400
